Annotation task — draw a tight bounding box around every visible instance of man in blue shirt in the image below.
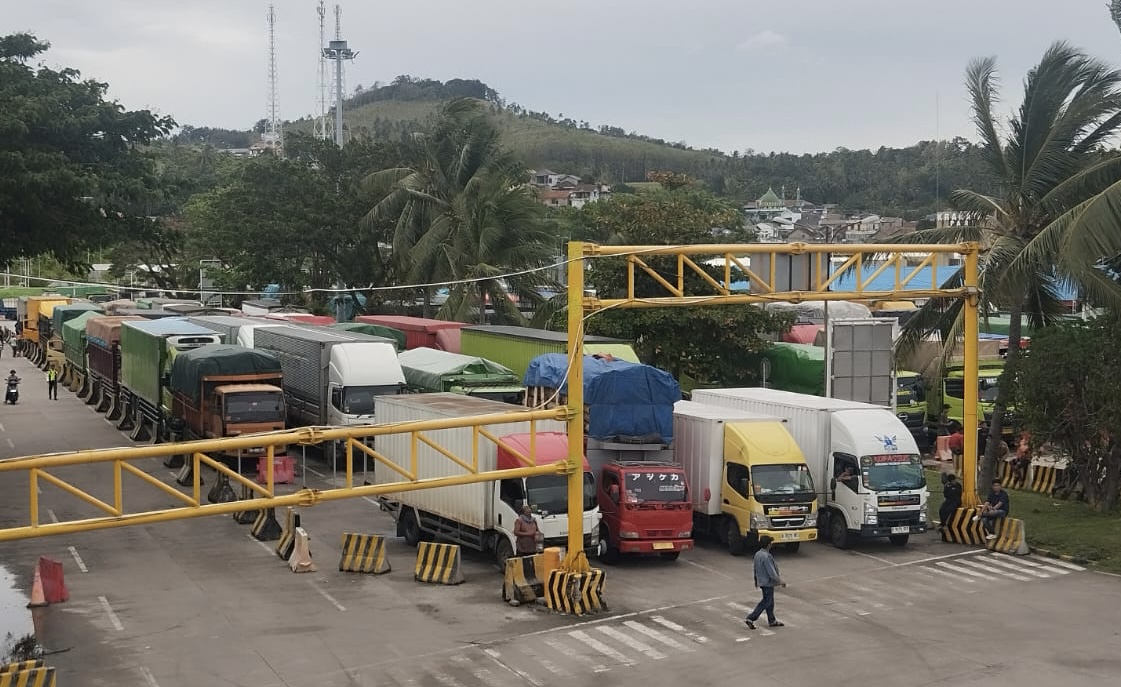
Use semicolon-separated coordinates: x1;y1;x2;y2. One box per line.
744;535;786;630
973;479;1010;540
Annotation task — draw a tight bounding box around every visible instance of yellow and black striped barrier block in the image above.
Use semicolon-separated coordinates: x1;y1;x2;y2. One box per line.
503;553;546;604
988;517;1030;555
275;507;300;560
0;661;43;674
544;568;607;616
941;507;986;546
251;507;282;542
414;542;464;585
339;533;391;574
997;462;1027;490
1030;465;1061;495
0;667;56;687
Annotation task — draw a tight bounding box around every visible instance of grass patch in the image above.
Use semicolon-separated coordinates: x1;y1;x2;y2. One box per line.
925;469;1121;573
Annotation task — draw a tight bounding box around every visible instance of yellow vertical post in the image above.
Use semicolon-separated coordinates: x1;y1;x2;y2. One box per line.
565;240;588;571
961;244;981;506
29;469;39;527
266;444;275;495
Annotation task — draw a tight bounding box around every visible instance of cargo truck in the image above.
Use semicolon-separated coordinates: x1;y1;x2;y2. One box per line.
674;400;818;555
524;353;691;560
45;303;101;373
136;297;201;310
356;315;467;350
186;315;286;350
330;322;406;351
933;359;1015;441
119;319;224;439
398;347;524;404
167;345;287;459
60;311;104;394
250;325;405;429
460;325;640;379
373;393;601;567
86;316;146;416
691;388;928;548
19;295;69;359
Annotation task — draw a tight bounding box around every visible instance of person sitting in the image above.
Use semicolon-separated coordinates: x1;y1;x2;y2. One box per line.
938;473;962;532
834;465;859;492
973;479;1010;540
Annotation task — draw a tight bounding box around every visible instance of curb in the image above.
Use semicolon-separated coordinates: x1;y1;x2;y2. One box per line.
1029;546;1091;566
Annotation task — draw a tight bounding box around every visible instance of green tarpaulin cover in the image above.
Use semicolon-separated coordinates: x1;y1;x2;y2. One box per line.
169;345;282;401
397;347;519;391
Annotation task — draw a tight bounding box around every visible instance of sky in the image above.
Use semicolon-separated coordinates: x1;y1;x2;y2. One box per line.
8;0;1121;154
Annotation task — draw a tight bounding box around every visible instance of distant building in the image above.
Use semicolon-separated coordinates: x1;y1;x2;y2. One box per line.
530;169;560;187
529;169;610;208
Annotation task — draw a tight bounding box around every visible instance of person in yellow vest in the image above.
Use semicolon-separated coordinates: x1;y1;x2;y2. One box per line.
47;364;58;400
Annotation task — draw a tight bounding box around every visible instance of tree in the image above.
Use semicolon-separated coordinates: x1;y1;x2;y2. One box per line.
896;43;1121;492
1015;316;1121;511
364;99;557;323
0;34;175;267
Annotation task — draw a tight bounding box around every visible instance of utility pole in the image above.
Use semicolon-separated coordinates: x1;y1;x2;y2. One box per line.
322;5;357;148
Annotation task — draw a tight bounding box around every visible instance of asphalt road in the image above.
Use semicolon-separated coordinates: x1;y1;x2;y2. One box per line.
0;349;1117;687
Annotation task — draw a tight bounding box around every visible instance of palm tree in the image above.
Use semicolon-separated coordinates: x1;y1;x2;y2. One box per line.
897;42;1121;490
363;99;557;323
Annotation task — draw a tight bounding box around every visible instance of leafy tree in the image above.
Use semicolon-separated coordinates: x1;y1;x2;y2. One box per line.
0;33;175;267
896;43;1121;492
364;99;557;323
1015;316;1121;511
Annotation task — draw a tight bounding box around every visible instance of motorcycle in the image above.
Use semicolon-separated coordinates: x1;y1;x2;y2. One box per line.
5;378;19;405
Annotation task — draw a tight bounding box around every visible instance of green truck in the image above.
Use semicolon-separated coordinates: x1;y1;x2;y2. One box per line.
330;322;407;352
60;310;105;397
397;347;524;404
47;303;102;374
932;359;1015;440
118;319;223;442
459;325;640;380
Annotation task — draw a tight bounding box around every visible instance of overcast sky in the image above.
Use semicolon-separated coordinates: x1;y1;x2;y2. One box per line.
8;0;1121;154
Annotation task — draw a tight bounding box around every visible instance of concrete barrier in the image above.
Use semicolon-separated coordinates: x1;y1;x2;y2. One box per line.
0;667;55;687
0;661;44;674
544;568;606;616
989;517;1030;555
250;508;282;542
338;533;391;574
275;508;300;560
231;483;258;524
288;527;317;573
997;462;1028;490
1030;465;1061;495
503;553;545;604
414;542;464;585
942;507;1028;554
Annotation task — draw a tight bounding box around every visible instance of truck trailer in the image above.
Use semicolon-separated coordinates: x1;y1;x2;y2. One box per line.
60;311;104;395
674;400;818;554
373;393;601;567
86;316;146;417
460;325;639;379
691;388;928;548
356;315;467;350
398;347;524;404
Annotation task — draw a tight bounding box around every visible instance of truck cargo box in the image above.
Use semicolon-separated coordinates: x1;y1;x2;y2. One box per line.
120;319;223;407
460;325;639;379
61;311;104;371
356;315;467;350
169;345;282;402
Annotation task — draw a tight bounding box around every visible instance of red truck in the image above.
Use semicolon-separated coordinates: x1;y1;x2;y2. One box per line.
356;315;467;351
598;460;693;562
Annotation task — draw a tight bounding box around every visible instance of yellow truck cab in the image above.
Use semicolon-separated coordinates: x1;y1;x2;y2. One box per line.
940;359;1014;439
674;401;818;554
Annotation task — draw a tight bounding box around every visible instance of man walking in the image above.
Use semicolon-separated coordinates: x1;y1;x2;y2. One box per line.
47;364;58;400
744;535;785;630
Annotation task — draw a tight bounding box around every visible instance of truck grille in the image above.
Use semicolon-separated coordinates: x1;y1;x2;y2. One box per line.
878;510;919;526
645;529;673;538
770;517;807;529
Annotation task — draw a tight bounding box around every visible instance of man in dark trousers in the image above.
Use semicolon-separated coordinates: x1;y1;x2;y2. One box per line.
973;479;1010;540
744;535;786;630
46;364;58;400
938;473;962;532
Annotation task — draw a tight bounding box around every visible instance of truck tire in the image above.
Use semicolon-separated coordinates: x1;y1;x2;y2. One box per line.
889;534;909;546
402;509;422;547
659;551;681;561
726;519;746;557
784;542;801;553
495;538;514;571
600;525;621;565
829;512;852;550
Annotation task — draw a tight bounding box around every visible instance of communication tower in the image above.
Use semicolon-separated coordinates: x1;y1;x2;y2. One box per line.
262;4;283;154
322;4;358;147
313;1;332;141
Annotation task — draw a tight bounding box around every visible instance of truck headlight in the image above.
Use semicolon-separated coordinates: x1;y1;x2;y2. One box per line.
619;531;639;539
678;530;692;538
919;510;928;522
804;513;817;527
590;532;599;546
750;513;769;529
864;502;878;525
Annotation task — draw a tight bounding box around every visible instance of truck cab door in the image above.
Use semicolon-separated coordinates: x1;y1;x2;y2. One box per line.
719;461;753;531
829;452;863;528
598;470;620;536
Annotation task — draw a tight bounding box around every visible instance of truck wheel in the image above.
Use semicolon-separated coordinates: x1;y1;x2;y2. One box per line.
600;526;621;565
830;514;852;550
402;509;422;547
659;551;681;561
726;519;746;557
495;538;514;571
784;542;801;553
888;534;910;547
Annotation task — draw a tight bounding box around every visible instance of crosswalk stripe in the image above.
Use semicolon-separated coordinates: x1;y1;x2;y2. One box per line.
936;561;997;580
725;601;774;634
502;645;571;680
544;637;608;674
650;615;709;644
920;564;980;584
569;630;636;667
429;669;468;687
982;556;1051;578
596;625;666;660
778;592;839;622
623;621;694;652
450;655;502;685
1027;555;1084;572
835;580;897;608
956;558;1031;581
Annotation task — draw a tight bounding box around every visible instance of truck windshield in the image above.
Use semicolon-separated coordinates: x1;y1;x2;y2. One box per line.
979;377;1000;403
622;471;688;502
341;385;399;415
525;472;597;514
225;392;284;423
896;376;924;405
751;464;816;503
859;454;925;491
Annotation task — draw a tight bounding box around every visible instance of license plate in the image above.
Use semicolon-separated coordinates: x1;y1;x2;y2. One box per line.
780;532;800;541
891;526;910;534
652;542;674;550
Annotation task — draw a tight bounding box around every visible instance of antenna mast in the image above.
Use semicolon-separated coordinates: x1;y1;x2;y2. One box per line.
263;4;283;154
322;4;358;147
313;1;332;141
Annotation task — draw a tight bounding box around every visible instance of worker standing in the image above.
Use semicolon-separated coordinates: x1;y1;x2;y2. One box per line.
47;364;59;400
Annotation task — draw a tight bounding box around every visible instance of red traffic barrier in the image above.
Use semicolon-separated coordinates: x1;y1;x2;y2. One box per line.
27;556;68;608
257;455;295;485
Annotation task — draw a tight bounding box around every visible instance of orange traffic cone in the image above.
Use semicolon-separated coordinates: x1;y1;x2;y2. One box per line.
26;565;47;608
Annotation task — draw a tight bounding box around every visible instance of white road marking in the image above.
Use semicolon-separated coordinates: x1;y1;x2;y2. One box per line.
427;670;466;687
622;620;693;653
482;648;546;686
983;556;1051;578
957;558;1031;581
98;595;124;631
68;546;88;573
310;582;346;612
247;533;274;555
1028;555;1084;572
544;636;607;673
139;666;160;687
362;497;379;507
0;422;6;431
596;625;666;660
6;438;13;448
650;615;709;644
568;630;635;667
305;466;324;477
168;472;179;480
47;509;58;524
936;561;996;580
849;550;894;565
725;600;779;632
450;654;501;685
684;559;736;580
819;598;870;616
916;565;979;585
1009;556;1076;575
881;547;987;568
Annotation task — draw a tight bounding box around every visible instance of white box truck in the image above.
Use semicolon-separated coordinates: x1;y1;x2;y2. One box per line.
691;388;928;548
374;393;602;567
674;401;818;555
